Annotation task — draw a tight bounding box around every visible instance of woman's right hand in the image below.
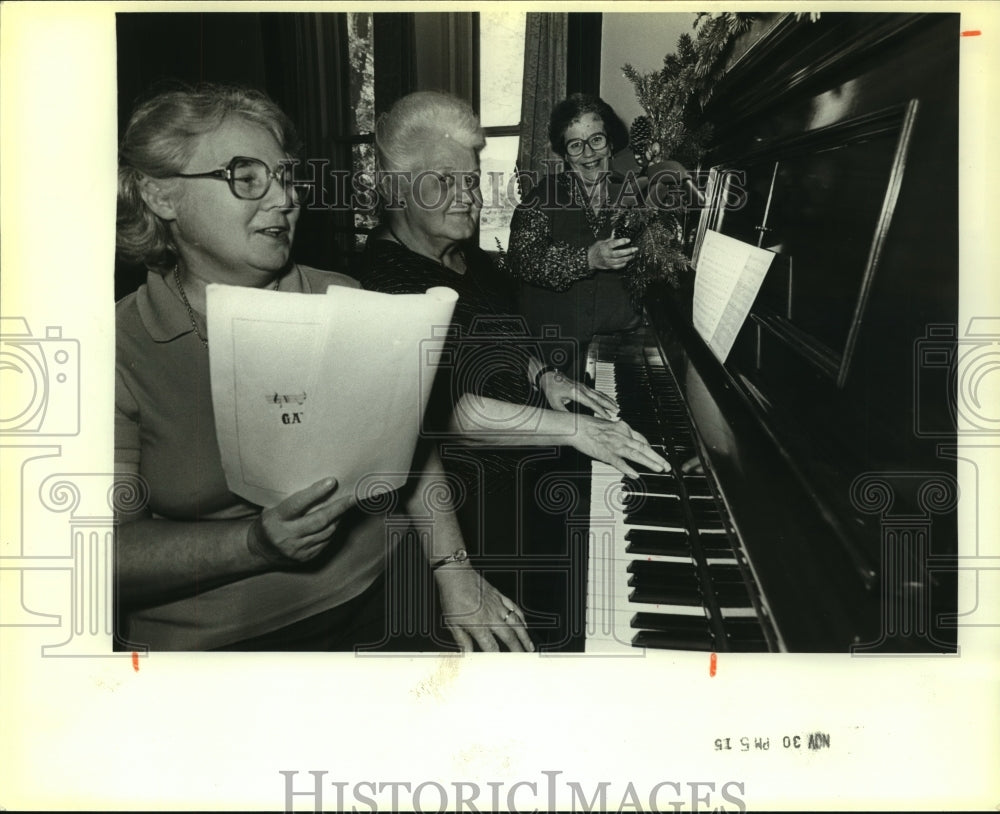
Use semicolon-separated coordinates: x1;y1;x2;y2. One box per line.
572;416;670;478
588;237;638;271
247;477;357;567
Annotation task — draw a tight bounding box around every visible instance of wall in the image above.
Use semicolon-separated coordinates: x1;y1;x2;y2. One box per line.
599;12;693;128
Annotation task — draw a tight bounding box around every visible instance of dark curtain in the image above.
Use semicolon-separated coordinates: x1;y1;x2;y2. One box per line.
114;12;356;294
373;12;477;113
116;12;274;298
516;13;568;186
412;12;479;108
267;13;355;268
567;13;602;96
373;13;417;116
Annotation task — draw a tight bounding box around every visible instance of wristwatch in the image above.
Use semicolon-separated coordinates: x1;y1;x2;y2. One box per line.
430;548;468;570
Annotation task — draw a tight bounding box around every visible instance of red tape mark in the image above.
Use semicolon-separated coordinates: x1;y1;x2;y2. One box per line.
132;651;140;672
709;652;718;677
961;30;982;37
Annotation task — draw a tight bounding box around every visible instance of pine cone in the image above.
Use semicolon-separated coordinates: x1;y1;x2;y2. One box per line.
629;116;654;160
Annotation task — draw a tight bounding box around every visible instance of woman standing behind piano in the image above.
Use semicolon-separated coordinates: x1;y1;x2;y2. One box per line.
507;94;641;374
114;83;531;652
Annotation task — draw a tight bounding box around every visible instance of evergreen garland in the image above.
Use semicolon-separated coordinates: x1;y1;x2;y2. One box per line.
613;207;689;309
622;12;755;166
610;12;758;302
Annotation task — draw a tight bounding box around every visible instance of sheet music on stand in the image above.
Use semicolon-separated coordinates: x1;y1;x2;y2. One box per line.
693;229;775;363
206;283;458;508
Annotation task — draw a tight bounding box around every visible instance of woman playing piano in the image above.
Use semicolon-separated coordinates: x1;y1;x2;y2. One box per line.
114;83;531;653
361;91;669;649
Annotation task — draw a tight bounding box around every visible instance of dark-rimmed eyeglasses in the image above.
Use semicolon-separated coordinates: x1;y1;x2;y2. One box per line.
564;132;609;157
172;156;299;201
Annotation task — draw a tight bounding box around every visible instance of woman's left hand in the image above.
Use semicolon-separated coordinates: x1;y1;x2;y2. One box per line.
434;566;534;652
539;369;620;421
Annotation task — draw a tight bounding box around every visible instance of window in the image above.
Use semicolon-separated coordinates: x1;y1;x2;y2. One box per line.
478;11;527;252
347;13;377;249
343;11;528;255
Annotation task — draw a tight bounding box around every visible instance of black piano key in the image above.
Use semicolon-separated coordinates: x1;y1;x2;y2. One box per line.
724;618;765;639
707;563;745;581
714;581;754;607
623;493;684;519
631;629;715;651
630;611;711;636
682;476;712;497
629;454;671;476
627;571;701;602
727;639;771;652
627;559;699;582
627;562;703;605
621;473;681;498
624;496;687;527
637;431;668;447
723;619;771;652
697;537;736;559
629;585;703;607
624;529;691;557
690;503;726;531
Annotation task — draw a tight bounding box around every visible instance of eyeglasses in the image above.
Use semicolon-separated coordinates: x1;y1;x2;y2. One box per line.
172;156;299;201
564;132;609;157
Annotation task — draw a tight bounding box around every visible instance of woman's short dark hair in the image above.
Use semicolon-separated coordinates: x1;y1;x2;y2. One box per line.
117;82;300;269
548;93;629;158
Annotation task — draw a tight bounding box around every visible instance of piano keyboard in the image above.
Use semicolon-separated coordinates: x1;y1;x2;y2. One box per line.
585;332;782;653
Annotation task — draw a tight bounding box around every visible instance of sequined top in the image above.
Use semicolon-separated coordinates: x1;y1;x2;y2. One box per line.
507;172;616;291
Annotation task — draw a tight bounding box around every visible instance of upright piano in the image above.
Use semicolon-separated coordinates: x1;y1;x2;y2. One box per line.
580;12;959;653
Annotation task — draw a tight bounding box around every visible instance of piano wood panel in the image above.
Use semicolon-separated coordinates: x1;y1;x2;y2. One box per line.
637;12;959;651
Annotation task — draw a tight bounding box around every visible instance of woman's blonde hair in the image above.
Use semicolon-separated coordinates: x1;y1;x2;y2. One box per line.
374;91;484;201
116;82;300;269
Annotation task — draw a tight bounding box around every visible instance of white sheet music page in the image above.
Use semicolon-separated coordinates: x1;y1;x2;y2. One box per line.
693;229;775;362
206;283;458;507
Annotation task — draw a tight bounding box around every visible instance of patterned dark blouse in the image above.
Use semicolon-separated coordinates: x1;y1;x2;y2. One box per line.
360;236;540;433
506;172;639;352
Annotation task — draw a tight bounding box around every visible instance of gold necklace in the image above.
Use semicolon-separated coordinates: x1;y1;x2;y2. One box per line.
172;265;279;349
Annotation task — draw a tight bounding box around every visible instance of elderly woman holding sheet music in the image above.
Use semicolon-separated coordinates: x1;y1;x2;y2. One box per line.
362;91;669;649
114;83;530;652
